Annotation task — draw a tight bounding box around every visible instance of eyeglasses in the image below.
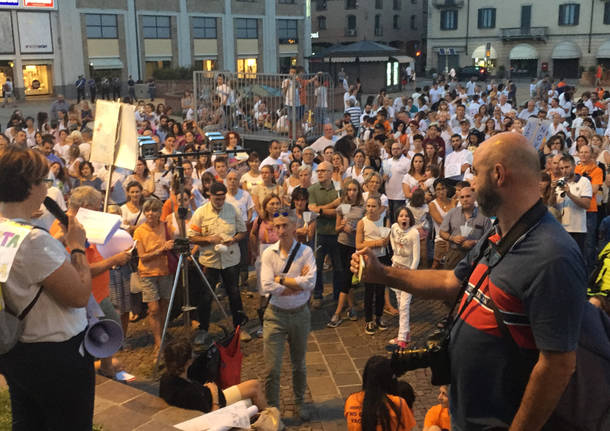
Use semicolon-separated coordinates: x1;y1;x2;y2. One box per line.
273;211;289;218
317;169;330;173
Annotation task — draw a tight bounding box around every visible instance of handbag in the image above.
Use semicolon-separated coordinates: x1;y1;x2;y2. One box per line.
0;286;43;355
216;325;243;389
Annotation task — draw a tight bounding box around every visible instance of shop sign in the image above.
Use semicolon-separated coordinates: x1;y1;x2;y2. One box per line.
0;1;19;6
24;0;54;7
17;11;52;53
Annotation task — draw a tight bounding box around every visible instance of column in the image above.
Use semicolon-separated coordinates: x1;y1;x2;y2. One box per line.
303;0;312;73
263;0;278;73
126;0;140;80
177;0;191;67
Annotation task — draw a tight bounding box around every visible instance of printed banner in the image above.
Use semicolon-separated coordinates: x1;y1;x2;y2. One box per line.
0;219;34;283
90;100;120;166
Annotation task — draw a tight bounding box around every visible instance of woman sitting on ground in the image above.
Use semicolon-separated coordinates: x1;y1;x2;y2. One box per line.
160;338;266;413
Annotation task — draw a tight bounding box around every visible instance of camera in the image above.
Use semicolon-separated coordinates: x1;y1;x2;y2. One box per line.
556;178;567;188
172;237;191;254
390;329;451;386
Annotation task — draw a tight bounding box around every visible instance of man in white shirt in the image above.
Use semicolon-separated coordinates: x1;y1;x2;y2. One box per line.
553;154;592;254
444;134;473;181
226;170;254;287
383;142;410;223
467;94;481;118
429;82;445;105
571;105;592;140
547;98;565;120
310;123;335;154
518;99;538;120
343;85;357;111
466;77;477;96
450;105;470;130
260;212;316;420
498;94;513;115
259;140;286;182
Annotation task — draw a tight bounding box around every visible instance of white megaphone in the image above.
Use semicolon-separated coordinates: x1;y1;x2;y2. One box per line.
84;296;124;358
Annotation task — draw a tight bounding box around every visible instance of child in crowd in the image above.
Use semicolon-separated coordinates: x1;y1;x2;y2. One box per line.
407;189;430;268
388;207;419;349
423;386;451;431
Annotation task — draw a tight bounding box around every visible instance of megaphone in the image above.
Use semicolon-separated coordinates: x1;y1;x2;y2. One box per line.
84;295;124;358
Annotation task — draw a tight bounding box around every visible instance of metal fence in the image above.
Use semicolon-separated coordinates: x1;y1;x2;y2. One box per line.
193;70;335;142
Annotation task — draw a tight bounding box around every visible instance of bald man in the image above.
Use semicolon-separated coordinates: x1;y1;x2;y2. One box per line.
352;132;586;431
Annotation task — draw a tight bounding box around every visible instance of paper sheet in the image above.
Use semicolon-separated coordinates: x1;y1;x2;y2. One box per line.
75;208;121;245
174;400;257;431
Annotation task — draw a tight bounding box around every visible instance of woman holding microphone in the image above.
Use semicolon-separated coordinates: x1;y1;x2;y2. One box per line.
0;147;94;429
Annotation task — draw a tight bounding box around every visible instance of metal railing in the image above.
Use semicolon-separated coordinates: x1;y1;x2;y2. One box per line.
193;70;335;142
345;27;357;37
500;27;548;41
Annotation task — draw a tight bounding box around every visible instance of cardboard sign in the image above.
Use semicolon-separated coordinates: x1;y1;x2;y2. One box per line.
90;100;120;166
115;103;138;171
523;118;551;150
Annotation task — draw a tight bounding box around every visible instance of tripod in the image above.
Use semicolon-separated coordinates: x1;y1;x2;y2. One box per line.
153;159;230;373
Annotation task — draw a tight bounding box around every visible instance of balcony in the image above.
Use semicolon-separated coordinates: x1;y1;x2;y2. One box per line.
345;28;357;37
431;0;464;9
500;27;548;41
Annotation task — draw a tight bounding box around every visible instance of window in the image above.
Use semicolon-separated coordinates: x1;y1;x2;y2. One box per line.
521;5;531;28
477;8;495;29
375;14;382;36
605;2;610;25
316;0;327;11
235;18;258;38
345;0;357;9
375;0;383;9
393;0;401;10
393;15;400;29
558;3;579;26
85;14;118;39
347;14;356;29
142;16;170;39
278;19;298;43
192;17;216;39
410;14;416;30
237;58;257;78
440;9;458;30
279;0;295;3
317;16;327;30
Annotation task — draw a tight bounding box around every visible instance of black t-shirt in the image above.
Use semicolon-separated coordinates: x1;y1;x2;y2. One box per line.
449;211;586;430
159;374;226;413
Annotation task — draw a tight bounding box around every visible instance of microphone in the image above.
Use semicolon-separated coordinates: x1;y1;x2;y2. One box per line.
44;197;69;227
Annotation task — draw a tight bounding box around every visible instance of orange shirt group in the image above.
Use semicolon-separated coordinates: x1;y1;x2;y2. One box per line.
575;162;603;212
344;391;416;431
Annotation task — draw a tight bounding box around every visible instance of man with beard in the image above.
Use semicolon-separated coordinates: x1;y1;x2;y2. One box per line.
350;132;586;431
439;186;492;269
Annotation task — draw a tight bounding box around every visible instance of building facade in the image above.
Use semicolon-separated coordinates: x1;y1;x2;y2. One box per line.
427;0;610;78
310;0;426;58
0;0;311;98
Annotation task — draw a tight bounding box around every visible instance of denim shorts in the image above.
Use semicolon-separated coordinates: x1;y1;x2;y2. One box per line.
139;275;172;303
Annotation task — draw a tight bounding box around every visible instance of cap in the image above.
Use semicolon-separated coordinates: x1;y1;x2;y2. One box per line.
210;182;227;195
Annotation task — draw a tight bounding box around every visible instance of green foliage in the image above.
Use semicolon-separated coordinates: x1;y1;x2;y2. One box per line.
152;67;195;80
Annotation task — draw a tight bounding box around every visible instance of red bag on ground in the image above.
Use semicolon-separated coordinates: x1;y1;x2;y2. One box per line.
216;325;243;389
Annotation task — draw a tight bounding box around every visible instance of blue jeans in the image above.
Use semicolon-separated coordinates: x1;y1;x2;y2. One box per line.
263;304;310;407
314;234;342;300
585;212;598;273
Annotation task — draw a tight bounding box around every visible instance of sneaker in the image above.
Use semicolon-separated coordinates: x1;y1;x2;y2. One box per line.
311;298;322;309
376;318;389;331
193;329;209;345
365;321;377;335
326;314;343;328
295;403;311;422
239;331;252;342
346;308;357;321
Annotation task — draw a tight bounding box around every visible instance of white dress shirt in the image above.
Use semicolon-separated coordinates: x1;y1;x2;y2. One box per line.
260;240;316;309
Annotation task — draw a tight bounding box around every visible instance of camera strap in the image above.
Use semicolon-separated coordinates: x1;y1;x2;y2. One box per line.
448;199;548;330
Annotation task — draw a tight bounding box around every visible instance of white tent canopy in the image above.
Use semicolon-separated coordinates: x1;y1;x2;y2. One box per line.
471;45;497;59
552;41;581;59
509;44;538;60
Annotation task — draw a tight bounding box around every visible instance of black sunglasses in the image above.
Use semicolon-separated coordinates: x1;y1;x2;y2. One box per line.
273;211;289;218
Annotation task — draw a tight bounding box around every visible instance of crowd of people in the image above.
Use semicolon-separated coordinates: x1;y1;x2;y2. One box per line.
1;70;609;430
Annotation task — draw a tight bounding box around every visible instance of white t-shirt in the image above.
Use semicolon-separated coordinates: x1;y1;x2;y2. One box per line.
3;226;87;342
310;136;335;154
383;156;410;200
226;189;254;223
429;87;444;104
152;171;171;201
444;149;473;180
555;175;592;233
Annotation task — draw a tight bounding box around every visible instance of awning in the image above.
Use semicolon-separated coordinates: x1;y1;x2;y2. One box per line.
393;55;414;63
144;56;172;62
509;44;538;60
323;57;356;63
88;57;123;69
552;41;581;59
359;56;389;62
598;39;610;59
471;44;497;59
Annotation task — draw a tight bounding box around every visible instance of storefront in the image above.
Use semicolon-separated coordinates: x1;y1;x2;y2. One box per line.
0;61;15;91
509;44;538;77
552;41;581;79
237;57;257;78
472;45;497;73
21;63;52;95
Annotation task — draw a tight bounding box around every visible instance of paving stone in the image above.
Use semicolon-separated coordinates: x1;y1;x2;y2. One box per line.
95;380;144;404
306;351;325;365
314;332;340;343
133;421;180;431
307;376;339;398
151;406;201;426
93;405;151;431
122;392;170;417
93;396;116;416
338;385;361;400
307;342;320;352
352;357;368;371
307;363;330;378
318;343;346;355
332;372;361;386
95;374;110;386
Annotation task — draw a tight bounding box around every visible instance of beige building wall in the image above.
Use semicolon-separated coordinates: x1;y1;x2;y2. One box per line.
427;0;610;76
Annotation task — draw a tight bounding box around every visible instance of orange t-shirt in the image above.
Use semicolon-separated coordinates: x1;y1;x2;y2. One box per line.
423;404;451;430
345;391;416;431
133;221;169;277
575;162;603;212
49;220;109;303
